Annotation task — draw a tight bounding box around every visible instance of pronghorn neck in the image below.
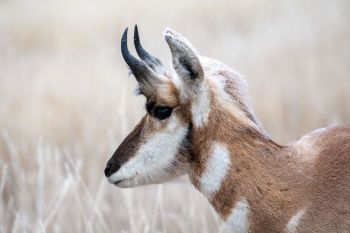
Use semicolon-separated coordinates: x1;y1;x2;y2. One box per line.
188;85;303;231
110;27;350;233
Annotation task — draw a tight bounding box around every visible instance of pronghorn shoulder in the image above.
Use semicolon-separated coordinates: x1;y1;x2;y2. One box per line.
292;126;350;161
291;126;332;162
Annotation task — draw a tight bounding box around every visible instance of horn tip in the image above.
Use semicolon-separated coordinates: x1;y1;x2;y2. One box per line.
122;27;129;42
134;25;139;42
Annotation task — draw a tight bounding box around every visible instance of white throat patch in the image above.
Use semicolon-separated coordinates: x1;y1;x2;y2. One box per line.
225;198;250;233
199;142;231;198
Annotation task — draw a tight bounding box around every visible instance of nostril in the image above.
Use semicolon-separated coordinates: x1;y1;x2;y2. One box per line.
104;162;121;178
104;166;111;177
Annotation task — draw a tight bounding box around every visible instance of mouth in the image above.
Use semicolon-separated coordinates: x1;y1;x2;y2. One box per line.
106;172;137;188
108;177;134;188
113;180;122;185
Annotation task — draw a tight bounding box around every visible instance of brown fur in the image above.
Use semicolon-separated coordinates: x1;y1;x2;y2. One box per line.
109;28;350;232
187;69;350;232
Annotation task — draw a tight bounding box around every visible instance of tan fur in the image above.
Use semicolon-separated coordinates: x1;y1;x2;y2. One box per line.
186;60;350;232
108;28;350;233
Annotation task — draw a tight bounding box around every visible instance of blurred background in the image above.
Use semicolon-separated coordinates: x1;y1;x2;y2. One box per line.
0;0;349;232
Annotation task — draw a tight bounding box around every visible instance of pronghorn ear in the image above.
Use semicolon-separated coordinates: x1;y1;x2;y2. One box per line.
164;29;204;82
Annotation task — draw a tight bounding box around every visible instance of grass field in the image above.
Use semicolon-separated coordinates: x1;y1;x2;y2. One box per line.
0;0;349;232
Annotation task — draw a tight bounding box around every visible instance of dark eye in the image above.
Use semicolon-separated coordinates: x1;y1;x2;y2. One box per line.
153;107;173;120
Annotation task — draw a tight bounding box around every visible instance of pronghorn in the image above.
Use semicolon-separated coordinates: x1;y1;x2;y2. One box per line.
105;25;350;233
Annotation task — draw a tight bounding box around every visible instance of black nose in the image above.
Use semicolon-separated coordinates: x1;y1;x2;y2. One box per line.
104;161;121;177
104;166;112;177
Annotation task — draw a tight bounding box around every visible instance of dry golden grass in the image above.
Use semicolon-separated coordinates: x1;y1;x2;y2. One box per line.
0;0;349;232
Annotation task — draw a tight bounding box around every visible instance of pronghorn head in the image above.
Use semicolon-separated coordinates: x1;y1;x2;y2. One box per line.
105;25;252;187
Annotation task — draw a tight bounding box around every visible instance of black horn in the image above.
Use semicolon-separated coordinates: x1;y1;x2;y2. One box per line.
133;25;164;73
121;27;152;81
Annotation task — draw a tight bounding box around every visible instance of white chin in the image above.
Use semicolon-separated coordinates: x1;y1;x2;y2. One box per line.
114;179;136;188
107;174;145;188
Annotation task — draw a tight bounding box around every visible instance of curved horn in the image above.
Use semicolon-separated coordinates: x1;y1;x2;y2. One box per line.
121;27;151;81
134;25;163;72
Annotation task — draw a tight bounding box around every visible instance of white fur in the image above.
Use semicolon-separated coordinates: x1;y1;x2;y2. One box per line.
164;28;199;54
201;56;247;107
297;127;327;143
294;127;329;162
286;209;305;233
164;29;211;128
171;71;211;128
191;82;210;128
199;142;231;197
209;72;233;106
225;198;249;233
107;116;187;187
170;70;190;102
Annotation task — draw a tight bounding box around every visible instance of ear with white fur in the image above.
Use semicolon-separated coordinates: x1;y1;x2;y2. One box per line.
164;29;204;83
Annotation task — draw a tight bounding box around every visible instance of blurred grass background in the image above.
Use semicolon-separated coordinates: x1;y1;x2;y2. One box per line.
0;0;349;232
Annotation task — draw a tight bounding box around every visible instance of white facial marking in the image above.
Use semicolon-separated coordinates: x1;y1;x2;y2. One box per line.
225;198;249;233
108;116;187;187
191;82;210;128
286;209;305;233
199;142;231;197
171;71;211;128
170;70;190;102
